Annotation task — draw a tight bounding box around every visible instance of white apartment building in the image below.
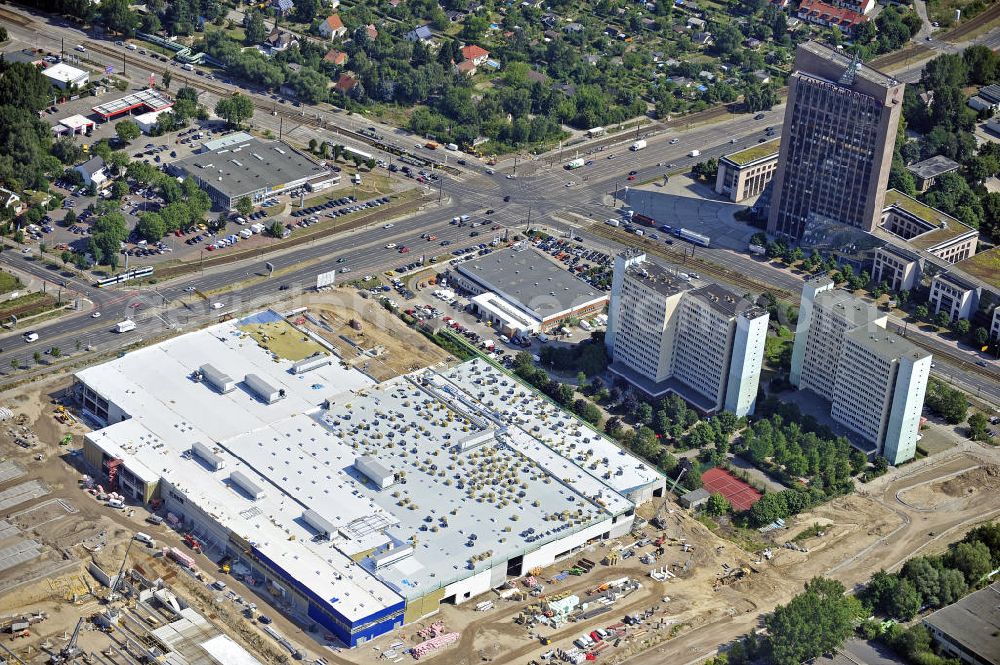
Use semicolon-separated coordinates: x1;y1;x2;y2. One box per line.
606;250;768;417
791;278;931;465
991;307;1000;342
831;327;931;465
791;277;887;400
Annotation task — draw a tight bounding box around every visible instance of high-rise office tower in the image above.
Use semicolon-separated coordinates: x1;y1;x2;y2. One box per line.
767;41;904;241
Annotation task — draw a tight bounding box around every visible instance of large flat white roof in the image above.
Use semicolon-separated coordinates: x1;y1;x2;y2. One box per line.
77;312;661;622
42;62;88;83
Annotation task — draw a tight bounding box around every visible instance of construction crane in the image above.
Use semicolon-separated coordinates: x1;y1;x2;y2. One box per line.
106;536;136;603
49;618;84;664
651;467;686;530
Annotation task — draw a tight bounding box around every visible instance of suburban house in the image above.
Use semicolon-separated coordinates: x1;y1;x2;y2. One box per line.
264;27;299;53
365;24;378;39
319;14;347;39
270;0;294;16
0;187;24;216
405;25;433;42
323;49;347;66
75;156;109;189
461;44;490;66
333;73;359;95
455;59;478;76
797;0;869;36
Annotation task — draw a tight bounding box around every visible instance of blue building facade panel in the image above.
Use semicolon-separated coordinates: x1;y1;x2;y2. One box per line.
249;546;405;647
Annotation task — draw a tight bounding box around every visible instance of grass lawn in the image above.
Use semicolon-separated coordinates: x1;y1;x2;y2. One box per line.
927;0;990;26
0;271;22;295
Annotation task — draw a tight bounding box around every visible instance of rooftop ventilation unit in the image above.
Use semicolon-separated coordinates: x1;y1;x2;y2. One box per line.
192;441;225;471
302;509;336;537
244;374;286;404
354;455;395;489
196;364;236;394
291;352;332;375
230;470;265;500
372;545;413;569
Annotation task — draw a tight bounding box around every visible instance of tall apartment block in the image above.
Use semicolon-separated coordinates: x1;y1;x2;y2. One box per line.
791;277;931;465
767;41;904;241
605;250;769;417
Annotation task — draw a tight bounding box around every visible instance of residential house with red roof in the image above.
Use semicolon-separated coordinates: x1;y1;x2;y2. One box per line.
318;14;347;39
324;49;347;66
797;0;869;36
460;44;490;66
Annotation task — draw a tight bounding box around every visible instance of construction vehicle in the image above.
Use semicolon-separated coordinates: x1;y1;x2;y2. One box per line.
652;467;687;530
48;617;84;664
60;434;73;446
218;555;232;573
183;534;202;553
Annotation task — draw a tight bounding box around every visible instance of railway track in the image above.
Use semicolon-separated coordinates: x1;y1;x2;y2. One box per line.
0;6;33;27
942;0;1000;42
83;39;460;173
586;221;797;300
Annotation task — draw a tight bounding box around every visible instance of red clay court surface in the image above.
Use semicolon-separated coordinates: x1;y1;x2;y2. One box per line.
701;467;762;511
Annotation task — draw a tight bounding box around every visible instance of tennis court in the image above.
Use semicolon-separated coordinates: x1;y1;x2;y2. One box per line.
701;467;762;511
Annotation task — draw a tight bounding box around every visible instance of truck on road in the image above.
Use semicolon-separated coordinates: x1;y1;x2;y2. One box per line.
565;157;586;170
689;149;701;157
630;140;647;151
675;227;711;247
114;319;137;333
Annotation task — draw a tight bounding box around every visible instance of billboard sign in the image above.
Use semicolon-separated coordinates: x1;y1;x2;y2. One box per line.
316;270;337;290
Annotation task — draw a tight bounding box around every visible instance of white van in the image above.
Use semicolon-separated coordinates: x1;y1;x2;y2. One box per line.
211;302;224;310
107;498;125;509
182;63;195;72
352;173;362;185
22;331;39;343
134;532;154;545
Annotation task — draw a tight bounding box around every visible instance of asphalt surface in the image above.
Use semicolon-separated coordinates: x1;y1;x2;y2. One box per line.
0;5;997;405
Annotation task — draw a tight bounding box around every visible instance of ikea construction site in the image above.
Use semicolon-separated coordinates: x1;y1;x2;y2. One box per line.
1;297;999;665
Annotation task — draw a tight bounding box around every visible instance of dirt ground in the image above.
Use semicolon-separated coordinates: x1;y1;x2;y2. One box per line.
1;344;998;665
301;291;452;380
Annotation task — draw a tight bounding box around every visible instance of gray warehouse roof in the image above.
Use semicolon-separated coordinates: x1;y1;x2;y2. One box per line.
923;582;1000;665
906;155;960;180
170;137;328;200
456;246;606;319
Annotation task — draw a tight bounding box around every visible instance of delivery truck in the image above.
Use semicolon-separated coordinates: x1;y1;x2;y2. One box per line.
565;157;586;170
114;319;137;333
630;139;647;151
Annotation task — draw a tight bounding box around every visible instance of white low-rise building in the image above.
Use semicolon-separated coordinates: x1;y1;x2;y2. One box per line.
76;311;663;648
42;62;89;89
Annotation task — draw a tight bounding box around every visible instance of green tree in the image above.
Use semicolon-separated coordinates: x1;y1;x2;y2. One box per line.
10;358;18;371
934;310;952;328
268;220;284;238
949;541;991;585
706;492;731;516
50;346;61;358
244;11;268;45
136;212;166;242
973;327;990;348
886;578;922;620
0;62;56;113
968;412;990;441
100;0;140;35
235;196;253;218
162;70;172;90
33;351;42;365
953;318;971;336
115;119;141;144
914;304;929;320
766;578;861;665
215;94;254;128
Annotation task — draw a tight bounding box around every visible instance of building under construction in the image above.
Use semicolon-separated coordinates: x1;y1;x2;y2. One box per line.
75;311;665;648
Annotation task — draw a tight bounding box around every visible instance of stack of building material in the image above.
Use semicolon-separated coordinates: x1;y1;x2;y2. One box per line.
411;632;460;659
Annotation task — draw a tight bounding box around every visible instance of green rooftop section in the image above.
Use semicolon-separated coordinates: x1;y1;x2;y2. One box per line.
723;138;780;166
882;189;976;251
955;247;1000;290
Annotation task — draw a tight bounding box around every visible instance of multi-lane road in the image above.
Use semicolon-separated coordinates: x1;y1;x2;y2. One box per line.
0;4;997;405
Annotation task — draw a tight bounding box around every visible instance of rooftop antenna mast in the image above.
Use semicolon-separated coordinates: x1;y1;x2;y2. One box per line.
839;51;862;86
